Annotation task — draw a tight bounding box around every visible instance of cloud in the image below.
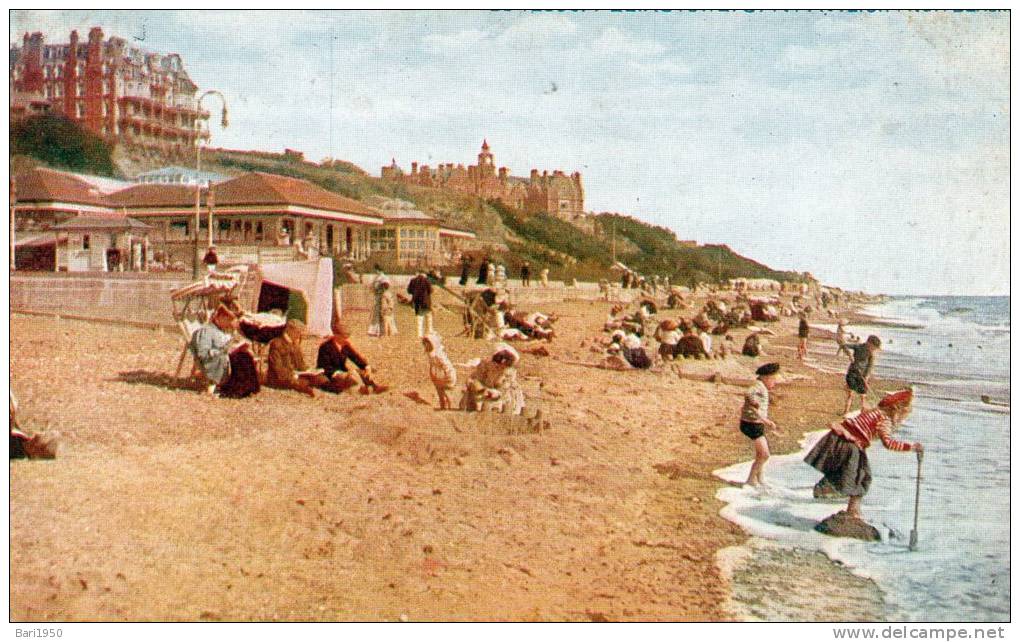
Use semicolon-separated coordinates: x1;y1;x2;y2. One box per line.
497;13;577;50
586;26;666;58
782;44;833;70
423;29;488;56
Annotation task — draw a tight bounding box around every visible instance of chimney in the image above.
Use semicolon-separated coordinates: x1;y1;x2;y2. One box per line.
411;162;418;174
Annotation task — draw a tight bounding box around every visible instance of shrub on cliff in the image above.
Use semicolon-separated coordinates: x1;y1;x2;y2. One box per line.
11;113;116;176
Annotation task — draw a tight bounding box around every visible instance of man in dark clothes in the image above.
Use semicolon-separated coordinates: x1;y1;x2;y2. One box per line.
407;270;434;338
521;262;531;287
202;245;219;273
317;320;388;394
459;257;471;286
477;258;489;285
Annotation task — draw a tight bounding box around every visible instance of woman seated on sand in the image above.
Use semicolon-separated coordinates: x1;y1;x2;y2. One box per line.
618;332;653;369
675;327;711;360
804;389;922;520
654;319;682;361
742;332;764;357
462;344;525;415
190;304;261;399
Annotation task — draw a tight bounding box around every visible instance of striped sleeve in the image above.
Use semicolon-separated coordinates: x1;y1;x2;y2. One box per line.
875;414;912;452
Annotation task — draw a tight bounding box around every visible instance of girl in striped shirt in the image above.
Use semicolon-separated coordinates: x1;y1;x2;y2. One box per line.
805;389;923;519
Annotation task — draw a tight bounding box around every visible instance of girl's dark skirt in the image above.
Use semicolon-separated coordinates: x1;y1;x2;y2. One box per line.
804;431;872;497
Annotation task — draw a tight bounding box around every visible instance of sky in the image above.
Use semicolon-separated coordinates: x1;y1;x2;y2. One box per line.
10;10;1010;295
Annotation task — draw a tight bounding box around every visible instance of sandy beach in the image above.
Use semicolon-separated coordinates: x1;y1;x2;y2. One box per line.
10;291;885;621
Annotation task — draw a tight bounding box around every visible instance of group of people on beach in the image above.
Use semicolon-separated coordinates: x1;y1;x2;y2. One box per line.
190;304;390;400
186;262;925;524
187;261;538;422
459;256;550;289
738;319;923;522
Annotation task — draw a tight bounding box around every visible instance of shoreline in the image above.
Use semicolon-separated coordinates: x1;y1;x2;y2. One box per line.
711;306;906;622
10;292;896;621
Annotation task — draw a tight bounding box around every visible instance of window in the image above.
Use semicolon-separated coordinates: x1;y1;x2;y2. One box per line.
369;228;396;252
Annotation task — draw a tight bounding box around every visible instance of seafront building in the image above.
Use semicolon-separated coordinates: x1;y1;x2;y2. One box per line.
9;27;208;157
382;140;586;221
12;166;476;272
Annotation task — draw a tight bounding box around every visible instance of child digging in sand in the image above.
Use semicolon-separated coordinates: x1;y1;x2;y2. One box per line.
422;334;457;410
740;362;782;487
805;389;922;519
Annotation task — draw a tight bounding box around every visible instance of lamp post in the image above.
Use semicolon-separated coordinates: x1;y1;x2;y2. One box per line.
193;90;228;278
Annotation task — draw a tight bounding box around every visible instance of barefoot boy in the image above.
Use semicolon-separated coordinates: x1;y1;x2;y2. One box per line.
740;362;781;487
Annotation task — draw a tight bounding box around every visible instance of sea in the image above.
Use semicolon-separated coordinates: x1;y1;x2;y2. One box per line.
715;296;1009;622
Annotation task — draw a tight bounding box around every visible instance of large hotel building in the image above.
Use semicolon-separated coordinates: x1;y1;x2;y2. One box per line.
10;27;209;157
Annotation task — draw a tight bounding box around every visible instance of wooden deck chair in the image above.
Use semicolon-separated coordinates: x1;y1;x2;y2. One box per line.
170;269;245;378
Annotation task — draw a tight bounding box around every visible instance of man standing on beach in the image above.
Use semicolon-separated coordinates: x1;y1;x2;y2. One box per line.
740;362;781;487
407;270;434;338
844;335;882;414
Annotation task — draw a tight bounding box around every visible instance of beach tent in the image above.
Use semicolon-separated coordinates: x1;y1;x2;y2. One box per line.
257;258;334;336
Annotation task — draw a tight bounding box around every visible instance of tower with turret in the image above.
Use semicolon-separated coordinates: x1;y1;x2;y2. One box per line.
380;139;584;219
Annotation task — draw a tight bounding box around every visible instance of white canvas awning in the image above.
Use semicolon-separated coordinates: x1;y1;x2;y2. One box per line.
259;258;334;336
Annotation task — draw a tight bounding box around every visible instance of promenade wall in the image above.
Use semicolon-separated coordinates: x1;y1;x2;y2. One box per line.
10;271;644;328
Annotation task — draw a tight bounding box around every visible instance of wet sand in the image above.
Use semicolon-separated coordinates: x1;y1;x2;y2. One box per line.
10;293;884;621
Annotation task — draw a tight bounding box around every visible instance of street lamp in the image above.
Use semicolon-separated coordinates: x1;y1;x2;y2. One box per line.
193;90;228;278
